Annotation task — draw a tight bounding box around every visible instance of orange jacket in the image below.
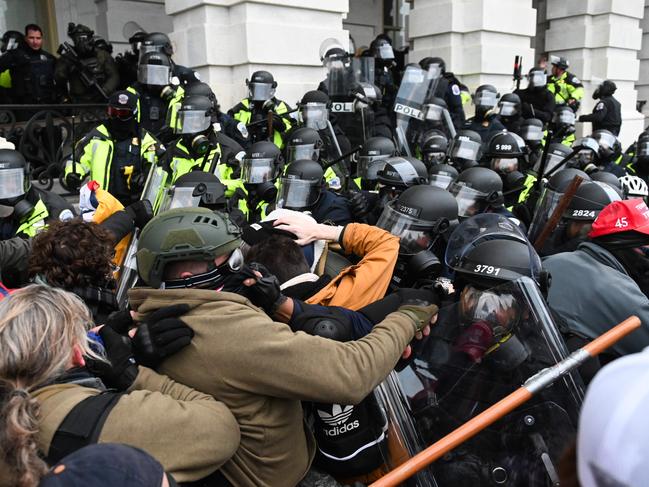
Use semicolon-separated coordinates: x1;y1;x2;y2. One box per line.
306;223;399;310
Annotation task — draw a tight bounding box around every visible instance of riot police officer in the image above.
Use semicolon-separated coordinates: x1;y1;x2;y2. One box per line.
591;129;625;176
0;149;74;240
228;70;293;148
276;158;352;225
0;25;56;105
497;93;523;134
464;85;506;143
377;184;459;289
115;31;146;90
419;129;449;169
139;32;200;86
55;23;119;102
228;140;283;224
64;90;163;206
355;135;396;191
548;56;584;112
485;131;526;178
515;67;556;124
419;56;466;129
448;130;483;171
450;167;513;221
429;163;459;190
550;105;577;146
578;79;622;136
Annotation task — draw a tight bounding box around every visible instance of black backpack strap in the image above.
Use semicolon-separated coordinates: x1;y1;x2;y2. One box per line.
46;392;122;465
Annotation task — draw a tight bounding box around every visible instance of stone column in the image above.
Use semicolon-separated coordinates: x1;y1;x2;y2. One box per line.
544;0;645;147
165;0;349;111
637;0;649;123
408;0;537;95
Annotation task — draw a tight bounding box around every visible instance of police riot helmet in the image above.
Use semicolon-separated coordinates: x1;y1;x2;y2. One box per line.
547;168;591;192
136;207;242;289
277;159;324;211
241;140;283;185
67;23;95;56
174;95;212;137
419;56;446;74
593;80;617;99
498;93;521;118
284;127;323;164
552;106;577;128
128;31;147;52
590;171;622;191
423;96;448;123
534;142;572;175
486;131;525;175
376;156;428;189
429;163;459;190
162;172;227;212
550;55;569;70
527;67;547;88
592;129;621;160
246;70;277;102
450;167;504;218
473;84;499;113
449;130;483;169
618;175;649;200
0;149;30;211
299;90;330;130
420;130;448;167
357;136;396;185
1;30;23;53
184;82;219;113
377;185;458;255
138;51;172;86
520;118;544;146
563;180;621;221
140;32;174;57
371;37;394;61
636;132;649;167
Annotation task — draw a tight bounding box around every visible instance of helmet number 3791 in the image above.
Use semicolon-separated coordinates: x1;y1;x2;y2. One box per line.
474;265;502;276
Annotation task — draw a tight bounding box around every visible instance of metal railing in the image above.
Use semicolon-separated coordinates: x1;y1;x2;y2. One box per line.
0;103;107;191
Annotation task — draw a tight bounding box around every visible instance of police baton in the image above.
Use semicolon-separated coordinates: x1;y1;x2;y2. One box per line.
533;174;583;252
370;315;642;487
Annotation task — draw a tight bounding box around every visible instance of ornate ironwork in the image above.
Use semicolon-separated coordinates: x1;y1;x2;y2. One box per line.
0;103;106;191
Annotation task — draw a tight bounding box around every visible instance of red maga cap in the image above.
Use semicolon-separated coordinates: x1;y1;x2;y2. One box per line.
588;198;649;238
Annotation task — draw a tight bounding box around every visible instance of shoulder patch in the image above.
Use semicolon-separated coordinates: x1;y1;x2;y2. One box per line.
451;84;461;96
596;102;605;110
571;76;580;84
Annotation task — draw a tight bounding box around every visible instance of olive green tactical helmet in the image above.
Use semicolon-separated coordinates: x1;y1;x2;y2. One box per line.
136;207;242;288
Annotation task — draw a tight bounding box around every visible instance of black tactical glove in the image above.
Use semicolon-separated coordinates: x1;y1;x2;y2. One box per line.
130;170;146;193
346;191;370;221
271;113;287;133
397;301;439;334
131;304;193;368
124;199;154;229
242;262;288;316
64;172;82;192
86;325;138;391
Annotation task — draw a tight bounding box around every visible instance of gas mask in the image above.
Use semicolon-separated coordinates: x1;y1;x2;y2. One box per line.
162;248;252;291
182;133;211;158
454;285;528;368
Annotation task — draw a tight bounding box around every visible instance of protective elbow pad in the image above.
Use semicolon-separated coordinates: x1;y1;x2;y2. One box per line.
291;305;353;342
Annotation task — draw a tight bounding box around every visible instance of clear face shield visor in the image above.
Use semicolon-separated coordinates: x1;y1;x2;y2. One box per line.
287;144;320;164
300;103;329;130
528;71;547;88
638;140;649;158
474;91;498;109
276;177;320;209
249;82;274;102
429;173;455;190
378;44;394;60
376;202;438;255
491;158;519;174
450;139;481;162
3;38;19;52
450;183;490;218
357;154;389;181
424;104;444;121
498;101;519;117
241;158;276;184
521;125;544;143
459;285;522;336
174;109;211;135
0;168;25;200
159;186;201;213
137;64;170;86
554;110;576;126
595;132;617;152
534;151;567;174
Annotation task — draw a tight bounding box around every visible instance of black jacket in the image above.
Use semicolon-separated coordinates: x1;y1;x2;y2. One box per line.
0;46;57;103
579;95;622;136
515;86;556;124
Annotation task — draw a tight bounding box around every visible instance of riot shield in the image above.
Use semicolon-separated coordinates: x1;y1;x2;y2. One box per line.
115;160;169;308
526;183;563;245
375;276;584;486
394;66;432;157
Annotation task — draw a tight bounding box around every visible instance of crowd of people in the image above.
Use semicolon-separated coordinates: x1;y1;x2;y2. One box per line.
0;22;648;487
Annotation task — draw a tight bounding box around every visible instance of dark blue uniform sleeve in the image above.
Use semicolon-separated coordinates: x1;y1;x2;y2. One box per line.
445;83;465;128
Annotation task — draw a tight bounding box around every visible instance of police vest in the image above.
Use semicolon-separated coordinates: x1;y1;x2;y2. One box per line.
16;198;48;238
231;98;290;148
65;124;159;194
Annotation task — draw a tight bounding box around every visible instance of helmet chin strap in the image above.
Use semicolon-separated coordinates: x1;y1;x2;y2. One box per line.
162;264;222;290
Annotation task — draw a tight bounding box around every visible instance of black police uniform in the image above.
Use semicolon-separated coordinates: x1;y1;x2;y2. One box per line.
432;75;465;129
579;95;622;136
514;86;556;124
0;44;57;104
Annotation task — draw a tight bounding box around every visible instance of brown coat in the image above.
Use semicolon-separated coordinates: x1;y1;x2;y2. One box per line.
128;288;417;487
307;223;399;310
31;367;240;483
